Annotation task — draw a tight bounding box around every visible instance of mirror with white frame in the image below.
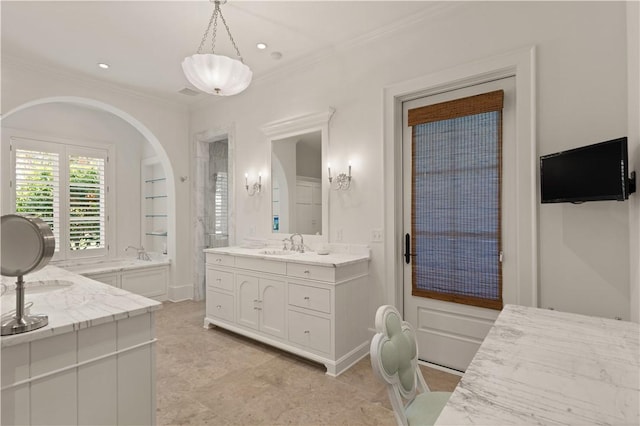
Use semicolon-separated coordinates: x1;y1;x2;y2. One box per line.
262;109;334;239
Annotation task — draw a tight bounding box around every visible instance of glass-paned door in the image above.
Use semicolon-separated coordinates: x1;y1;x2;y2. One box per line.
402;77;516;371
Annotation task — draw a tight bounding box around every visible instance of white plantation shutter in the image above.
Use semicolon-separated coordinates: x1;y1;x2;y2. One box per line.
68;154;106;251
14;148;61;252
214;171;228;237
11;138;110;260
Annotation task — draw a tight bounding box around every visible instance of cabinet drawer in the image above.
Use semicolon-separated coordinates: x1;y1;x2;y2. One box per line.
288;310;331;354
205;253;235;267
287;263;335;282
206;290;234;322
236;256;286;275
206;268;234;292
288;283;331;314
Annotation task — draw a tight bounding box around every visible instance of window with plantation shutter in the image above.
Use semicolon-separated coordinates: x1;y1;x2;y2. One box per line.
68;154;106;251
14;148;61;252
11;138;110;260
214;171;228;238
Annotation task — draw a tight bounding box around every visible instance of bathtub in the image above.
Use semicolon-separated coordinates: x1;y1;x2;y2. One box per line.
55;256;171;300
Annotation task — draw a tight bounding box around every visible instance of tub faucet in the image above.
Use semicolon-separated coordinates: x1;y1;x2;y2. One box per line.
126;245;151;261
290;233;304;253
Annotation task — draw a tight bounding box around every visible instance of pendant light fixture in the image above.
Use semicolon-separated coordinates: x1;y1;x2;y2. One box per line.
182;0;252;96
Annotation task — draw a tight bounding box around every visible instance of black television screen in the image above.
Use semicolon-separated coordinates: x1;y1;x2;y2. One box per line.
540;137;629;203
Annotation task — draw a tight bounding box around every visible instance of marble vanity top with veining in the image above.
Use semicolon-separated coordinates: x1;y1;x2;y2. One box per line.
435;304;640;425
1;265;161;348
204;246;370;267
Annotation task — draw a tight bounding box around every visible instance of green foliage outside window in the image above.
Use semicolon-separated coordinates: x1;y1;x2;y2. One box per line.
16;152;103;251
69;162;102;251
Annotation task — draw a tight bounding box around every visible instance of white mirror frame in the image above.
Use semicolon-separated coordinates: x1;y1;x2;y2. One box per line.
261;108;334;241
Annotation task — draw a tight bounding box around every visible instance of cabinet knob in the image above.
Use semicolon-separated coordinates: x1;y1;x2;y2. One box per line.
304;330;310;334
216;258;222;262
216;305;222;309
304;270;310;274
303;296;310;300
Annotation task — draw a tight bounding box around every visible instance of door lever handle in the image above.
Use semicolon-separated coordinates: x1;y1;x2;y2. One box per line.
404;233;416;264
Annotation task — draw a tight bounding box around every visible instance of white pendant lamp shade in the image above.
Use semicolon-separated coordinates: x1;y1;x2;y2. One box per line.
182;53;252;96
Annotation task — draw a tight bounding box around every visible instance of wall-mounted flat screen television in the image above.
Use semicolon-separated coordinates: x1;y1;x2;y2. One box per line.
540;137;634;203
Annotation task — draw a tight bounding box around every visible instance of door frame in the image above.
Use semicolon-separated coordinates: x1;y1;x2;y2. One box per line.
382;46;538;314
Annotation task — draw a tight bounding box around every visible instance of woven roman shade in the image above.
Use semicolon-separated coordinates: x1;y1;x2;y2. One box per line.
409;90;504;310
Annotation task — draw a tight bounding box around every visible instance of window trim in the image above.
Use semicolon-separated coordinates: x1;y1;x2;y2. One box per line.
8;133;115;262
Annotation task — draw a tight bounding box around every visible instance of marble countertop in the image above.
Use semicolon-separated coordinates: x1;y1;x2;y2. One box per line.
54;255;170;275
1;265;162;348
204;246;370;267
435;304;640;425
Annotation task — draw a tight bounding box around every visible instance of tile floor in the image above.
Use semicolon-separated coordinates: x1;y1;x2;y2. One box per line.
156;300;460;425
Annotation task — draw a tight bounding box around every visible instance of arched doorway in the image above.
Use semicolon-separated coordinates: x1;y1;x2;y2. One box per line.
1;96;177;267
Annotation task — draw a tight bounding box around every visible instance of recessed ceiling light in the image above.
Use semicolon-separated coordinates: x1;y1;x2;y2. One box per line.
97;62;110;69
256;42;267;50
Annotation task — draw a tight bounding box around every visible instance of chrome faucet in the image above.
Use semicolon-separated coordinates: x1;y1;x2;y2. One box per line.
290;233;304;253
126;245;151;261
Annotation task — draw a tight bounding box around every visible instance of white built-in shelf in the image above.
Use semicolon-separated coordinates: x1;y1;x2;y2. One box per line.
142;158;168;254
144;177;166;183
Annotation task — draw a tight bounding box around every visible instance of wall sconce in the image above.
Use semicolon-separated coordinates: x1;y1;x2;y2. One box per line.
245;173;262;196
328;161;351;190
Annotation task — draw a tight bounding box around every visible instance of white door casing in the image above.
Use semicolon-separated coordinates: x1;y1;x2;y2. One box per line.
382;47;538;336
402;77;516;372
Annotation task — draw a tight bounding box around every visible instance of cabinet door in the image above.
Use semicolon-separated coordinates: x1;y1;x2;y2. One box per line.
121;267;167;298
236;274;259;330
86;272;119;288
259;279;286;339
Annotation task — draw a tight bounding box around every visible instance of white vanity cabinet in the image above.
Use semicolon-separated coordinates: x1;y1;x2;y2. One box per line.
84;264;169;301
204;249;369;376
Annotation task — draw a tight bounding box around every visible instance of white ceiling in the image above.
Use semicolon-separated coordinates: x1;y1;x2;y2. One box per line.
2;1;441;105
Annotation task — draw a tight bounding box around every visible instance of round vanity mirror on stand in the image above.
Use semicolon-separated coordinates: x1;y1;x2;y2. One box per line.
1;214;55;336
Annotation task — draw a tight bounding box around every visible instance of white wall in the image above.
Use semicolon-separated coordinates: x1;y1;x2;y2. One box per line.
628;1;640;323
1;59;191;296
190;2;633;320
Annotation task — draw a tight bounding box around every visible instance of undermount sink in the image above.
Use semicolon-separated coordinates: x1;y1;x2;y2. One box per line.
259;249;293;256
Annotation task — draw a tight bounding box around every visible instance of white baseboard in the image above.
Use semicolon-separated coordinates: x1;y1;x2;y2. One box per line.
168;283;194;302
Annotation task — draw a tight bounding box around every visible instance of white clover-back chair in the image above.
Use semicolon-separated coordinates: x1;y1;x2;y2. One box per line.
370;305;451;426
